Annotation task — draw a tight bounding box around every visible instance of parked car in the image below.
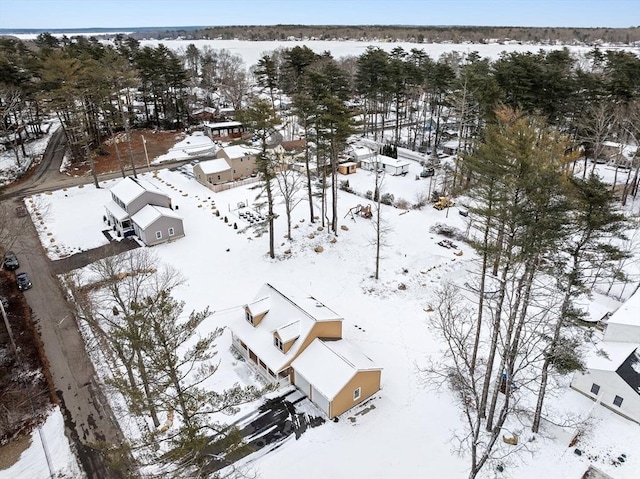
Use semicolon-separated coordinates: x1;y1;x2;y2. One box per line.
16;272;32;291
3;251;19;270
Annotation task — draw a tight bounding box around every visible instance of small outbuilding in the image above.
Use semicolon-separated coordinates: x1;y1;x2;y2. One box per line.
338;162;357;175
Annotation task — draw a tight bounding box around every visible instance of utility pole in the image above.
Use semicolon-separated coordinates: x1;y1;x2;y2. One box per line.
142;135;151;172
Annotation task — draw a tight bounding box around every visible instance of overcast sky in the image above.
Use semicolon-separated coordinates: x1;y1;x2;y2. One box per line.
0;0;638;30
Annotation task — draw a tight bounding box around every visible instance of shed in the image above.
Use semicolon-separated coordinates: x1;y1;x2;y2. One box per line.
292;338;381;419
338;162;357;175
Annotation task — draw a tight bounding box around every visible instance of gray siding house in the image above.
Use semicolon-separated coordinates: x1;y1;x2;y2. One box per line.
132;205;184;246
105;177;184;245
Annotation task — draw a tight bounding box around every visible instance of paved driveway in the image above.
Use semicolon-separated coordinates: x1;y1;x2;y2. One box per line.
204;387;326;473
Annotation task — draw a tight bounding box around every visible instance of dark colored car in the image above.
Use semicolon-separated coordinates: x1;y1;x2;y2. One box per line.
3;251;19;270
16;272;32;291
420;167;435;178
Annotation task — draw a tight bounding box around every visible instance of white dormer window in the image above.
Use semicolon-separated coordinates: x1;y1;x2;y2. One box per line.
245;310;254;325
274;336;283;351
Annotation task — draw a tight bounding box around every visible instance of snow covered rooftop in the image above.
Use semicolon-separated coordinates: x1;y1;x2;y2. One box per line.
220;145;260;159
276;320;301;343
131;205;181;230
585;341;638;371
104;200;129;221
110;176;167;206
205;120;243;129
230;283;343;374
351;146;374;158
378;154;410;167
607;288;640;328
196;158;231;175
292;338;381;400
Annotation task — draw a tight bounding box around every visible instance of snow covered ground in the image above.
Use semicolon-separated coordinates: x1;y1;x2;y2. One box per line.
20;150;640;478
1;36;638;478
0;407;84;479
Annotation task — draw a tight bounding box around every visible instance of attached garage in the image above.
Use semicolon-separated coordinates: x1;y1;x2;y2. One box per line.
292;338;382;419
294;371;312;397
310;385;331;417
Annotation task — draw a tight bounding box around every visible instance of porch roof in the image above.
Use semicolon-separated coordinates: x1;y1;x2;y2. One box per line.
104;201;129;222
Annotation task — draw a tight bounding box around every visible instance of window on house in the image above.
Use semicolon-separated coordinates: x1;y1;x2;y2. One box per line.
168;227;175;236
245;310;254;325
233;169;236;174
590;383;600;395
354;387;361;401
613;395;623;407
274;336;283;351
155;231;162;240
217;175;221;180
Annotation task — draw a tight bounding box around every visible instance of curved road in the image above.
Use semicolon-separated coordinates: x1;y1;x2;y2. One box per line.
1;129;204;477
0;129;150;478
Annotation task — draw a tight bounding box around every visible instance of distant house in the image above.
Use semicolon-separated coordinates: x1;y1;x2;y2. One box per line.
191;107;217;122
230;283;382;419
601;141;637;169
349;145;375;164
442;140;461;156
377;155;410;176
571;288;640;424
204;121;244;139
104;177;184;245
271;139;308;169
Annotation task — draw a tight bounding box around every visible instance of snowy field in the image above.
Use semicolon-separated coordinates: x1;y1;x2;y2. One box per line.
130;39;640;70
10;35;640;70
1;36;639;479
20;152;640;478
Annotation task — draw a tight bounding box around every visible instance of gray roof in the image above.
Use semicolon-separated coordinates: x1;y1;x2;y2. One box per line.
616;348;640;396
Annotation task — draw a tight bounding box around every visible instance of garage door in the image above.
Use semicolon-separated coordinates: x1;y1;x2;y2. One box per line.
311;386;331;417
294;371;311;396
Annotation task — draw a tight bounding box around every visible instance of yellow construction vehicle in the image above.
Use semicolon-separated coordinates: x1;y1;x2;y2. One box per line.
433;196;455;210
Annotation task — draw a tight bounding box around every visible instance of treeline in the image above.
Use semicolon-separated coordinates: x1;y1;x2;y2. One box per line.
0;32;639;197
128;24;640;45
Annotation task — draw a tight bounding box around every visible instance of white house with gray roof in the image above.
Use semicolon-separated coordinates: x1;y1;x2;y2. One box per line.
105;176;184;246
571;288;640;423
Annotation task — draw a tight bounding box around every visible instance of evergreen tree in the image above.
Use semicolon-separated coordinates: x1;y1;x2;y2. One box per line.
238;98;281;258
